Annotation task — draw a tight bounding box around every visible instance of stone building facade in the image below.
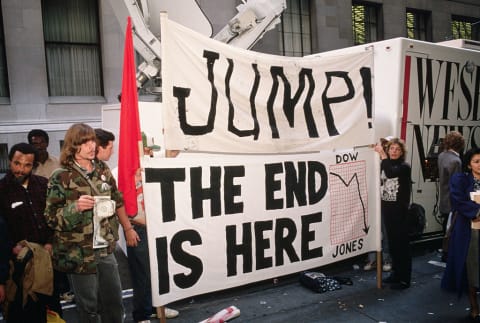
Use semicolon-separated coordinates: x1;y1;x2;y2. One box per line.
0;0;478;171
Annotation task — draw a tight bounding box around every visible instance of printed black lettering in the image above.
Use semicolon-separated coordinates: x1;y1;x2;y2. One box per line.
171;230;203;289
321;71;355;136
226;59;260;139
190;166;222;218
255;220;273;270
265;163;284;210
301;212;323;260
226;222;253;276
275;218;300;266
224;166;245;215
145;168;186;222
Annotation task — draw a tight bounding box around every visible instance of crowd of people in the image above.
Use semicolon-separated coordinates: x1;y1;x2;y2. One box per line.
0;124;178;323
366;131;480;322
0;124;479;322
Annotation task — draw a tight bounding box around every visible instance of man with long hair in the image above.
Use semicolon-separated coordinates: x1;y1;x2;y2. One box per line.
45;123;138;323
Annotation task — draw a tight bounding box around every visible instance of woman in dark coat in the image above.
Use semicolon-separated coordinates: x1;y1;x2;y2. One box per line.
441;147;480;321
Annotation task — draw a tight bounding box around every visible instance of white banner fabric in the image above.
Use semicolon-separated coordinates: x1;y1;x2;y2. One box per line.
160;15;375;153
143;149;380;306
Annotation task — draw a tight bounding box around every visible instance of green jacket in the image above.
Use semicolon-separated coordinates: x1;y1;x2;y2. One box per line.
44;160;123;274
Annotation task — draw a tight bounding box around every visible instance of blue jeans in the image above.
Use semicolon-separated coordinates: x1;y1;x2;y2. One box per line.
127;225;153;322
69;251;124;323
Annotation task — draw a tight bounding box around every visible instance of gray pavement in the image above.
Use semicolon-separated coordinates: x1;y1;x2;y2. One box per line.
2;243;473;323
155;246;470;323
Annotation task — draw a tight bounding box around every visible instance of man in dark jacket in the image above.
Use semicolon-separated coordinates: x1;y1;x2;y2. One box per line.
0;143;60;322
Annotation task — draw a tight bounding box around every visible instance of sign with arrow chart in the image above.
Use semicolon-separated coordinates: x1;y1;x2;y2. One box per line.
141;148;380;305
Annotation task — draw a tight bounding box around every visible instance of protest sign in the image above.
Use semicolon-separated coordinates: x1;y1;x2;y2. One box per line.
143;150;379;305
160;15;374;153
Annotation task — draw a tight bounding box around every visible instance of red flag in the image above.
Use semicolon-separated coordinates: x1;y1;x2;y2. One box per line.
118;16;141;216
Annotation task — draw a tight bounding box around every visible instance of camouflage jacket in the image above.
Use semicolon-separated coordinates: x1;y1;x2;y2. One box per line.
44;160;124;274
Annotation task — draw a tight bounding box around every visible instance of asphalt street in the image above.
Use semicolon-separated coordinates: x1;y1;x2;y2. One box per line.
55;242;473;323
0;242;473;323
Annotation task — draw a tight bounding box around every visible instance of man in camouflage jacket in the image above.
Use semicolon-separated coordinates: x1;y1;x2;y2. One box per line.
45;158;123;273
44;123;136;323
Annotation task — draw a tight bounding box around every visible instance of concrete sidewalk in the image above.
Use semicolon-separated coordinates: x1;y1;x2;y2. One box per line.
159;248;469;323
45;245;474;322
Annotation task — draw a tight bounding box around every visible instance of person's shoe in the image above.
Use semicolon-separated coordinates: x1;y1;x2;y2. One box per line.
165;307;179;319
363;261;376;271
382;262;392;272
150;307;157;319
390;281;410;290
382;274;399;284
137;320;151;323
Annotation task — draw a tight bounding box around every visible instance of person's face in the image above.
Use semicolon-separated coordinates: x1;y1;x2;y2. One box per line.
96;141;114;162
388;143;403;160
30;136;48;152
469;153;480;179
75;140;96;162
10;151;34;182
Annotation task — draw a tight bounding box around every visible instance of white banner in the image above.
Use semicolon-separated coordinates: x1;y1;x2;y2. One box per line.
160;15;375;153
143;149;380;305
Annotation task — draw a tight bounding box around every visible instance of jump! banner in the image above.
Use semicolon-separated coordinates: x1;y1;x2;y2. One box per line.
143;150;379;305
160;14;375;153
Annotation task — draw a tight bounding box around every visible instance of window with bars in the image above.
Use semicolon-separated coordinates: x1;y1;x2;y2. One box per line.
0;6;10;99
42;0;103;96
352;2;382;45
279;0;311;57
406;9;431;41
451;15;480;40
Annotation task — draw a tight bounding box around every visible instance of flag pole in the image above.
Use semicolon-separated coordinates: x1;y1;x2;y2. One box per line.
118;16;141;217
119;15;171;323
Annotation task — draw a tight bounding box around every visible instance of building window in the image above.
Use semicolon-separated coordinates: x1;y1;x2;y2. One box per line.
0;7;10;99
352;1;382;45
0;143;8;174
406;9;431;41
279;0;311;57
42;0;103;96
451;15;480;41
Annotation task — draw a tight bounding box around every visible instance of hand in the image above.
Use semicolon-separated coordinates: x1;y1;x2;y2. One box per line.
125;228;140;247
12;244;23;256
76;195;95;212
373;143;383;153
374;143;387;159
44;243;53;256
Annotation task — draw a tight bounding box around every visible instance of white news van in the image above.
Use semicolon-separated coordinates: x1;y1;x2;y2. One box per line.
309;37;480;241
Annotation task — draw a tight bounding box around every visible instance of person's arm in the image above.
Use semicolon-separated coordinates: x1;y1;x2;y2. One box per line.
380;159;410;179
116;206;139;247
105;165;140;247
450;173;480;219
374;143;388;160
45;170;93;231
